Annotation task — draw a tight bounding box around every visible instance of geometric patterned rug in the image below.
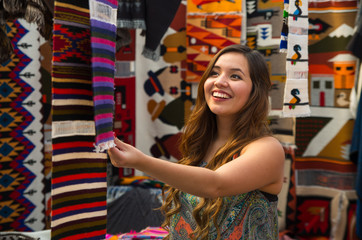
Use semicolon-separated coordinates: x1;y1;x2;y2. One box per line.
0;18;45;231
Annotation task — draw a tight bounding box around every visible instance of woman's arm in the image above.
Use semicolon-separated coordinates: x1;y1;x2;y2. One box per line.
108;136;285;198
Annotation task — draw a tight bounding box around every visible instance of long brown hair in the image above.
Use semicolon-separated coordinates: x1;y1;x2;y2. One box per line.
160;44;272;239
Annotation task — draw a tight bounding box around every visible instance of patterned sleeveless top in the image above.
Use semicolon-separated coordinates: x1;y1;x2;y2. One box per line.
169;160;279;239
169;190;279;239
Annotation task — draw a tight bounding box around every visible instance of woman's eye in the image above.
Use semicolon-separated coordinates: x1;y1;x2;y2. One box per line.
209;71;219;77
231;74;242;80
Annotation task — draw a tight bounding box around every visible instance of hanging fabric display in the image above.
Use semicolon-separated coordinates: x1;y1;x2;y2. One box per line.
0;18;45;232
282;0;310;117
89;0;118;153
51;0;107;239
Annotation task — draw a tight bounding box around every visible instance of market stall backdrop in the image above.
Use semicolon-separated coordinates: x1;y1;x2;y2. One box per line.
0;0;360;239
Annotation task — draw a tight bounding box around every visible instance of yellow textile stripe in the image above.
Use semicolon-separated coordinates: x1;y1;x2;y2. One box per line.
52;99;94;106
51;210;107;228
52;182;106;197
52;77;91;84
53;152;107;162
52;120;95;138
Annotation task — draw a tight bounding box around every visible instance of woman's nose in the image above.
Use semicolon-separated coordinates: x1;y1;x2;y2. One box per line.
214;74;228;87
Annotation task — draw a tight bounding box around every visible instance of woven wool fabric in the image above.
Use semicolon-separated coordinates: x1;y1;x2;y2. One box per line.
0;18;45;232
51;0;107;239
89;0;117;153
186;13;242;82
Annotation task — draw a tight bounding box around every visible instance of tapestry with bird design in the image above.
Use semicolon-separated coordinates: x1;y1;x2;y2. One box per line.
281;0;310;117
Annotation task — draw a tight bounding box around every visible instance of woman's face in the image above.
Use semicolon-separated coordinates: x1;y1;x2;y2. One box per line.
204;52;253;120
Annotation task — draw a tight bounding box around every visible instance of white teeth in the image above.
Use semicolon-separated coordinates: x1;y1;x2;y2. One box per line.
212;92;230;99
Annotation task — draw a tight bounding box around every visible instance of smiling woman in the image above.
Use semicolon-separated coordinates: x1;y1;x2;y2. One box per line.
204;51;253;120
108;44;285;240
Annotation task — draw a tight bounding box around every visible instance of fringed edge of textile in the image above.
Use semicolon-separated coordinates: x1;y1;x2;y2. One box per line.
133;20;146;30
117;20;146;29
142;46;160;61
94;140;116;153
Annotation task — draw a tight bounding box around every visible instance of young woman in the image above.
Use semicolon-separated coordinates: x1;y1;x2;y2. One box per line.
108;44;285;239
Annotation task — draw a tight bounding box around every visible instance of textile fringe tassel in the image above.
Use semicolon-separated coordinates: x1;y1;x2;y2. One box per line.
94;140;117;153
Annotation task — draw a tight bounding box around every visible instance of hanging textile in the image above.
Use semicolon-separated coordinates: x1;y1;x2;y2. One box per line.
51;0;107;239
281;0;310;117
89;0;117;153
186;0;243;82
0;18;45;232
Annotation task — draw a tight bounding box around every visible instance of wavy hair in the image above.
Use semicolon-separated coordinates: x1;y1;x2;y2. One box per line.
160;44;272;239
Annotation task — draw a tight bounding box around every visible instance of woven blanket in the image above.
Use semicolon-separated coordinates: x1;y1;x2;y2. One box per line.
51;0;107;239
0;18;45;231
89;0;117;153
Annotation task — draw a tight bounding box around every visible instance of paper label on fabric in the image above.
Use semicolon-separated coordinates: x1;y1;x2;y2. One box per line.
52;121;95;138
89;0;117;25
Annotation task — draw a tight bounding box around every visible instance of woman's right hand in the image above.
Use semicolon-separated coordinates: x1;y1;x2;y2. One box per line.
107;137;145;169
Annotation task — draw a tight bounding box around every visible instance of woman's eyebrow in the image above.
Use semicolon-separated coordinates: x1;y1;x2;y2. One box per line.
212;66;246;77
230;68;246;77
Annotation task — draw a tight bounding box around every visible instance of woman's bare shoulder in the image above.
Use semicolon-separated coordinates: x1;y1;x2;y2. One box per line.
242;136;284;154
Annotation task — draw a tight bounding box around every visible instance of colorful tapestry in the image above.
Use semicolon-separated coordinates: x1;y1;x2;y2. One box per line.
293;1;359;234
135;2;187;164
308;8;358;110
51;0;107;239
89;0;117;153
186;0;243;82
0;18;45;231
